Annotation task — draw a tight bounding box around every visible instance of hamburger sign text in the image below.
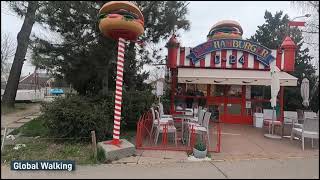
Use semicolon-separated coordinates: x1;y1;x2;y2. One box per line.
187;39;275;66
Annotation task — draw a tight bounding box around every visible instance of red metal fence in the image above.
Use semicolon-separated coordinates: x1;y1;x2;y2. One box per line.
136;110;221;153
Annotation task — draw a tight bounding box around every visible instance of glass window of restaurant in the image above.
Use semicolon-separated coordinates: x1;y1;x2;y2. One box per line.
175;83;207;109
208;85;223;121
250;85;280;118
226;85;242;98
211;84;224;97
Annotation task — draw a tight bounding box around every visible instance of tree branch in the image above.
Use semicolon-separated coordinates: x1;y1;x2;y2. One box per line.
302;30;319;34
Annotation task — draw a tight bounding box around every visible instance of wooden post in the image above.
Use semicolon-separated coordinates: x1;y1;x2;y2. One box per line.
1;127;8;152
91;131;97;159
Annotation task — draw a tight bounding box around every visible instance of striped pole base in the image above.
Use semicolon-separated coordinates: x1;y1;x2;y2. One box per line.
106;37;126;145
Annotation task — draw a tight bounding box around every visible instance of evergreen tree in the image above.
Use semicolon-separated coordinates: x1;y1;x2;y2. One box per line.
250;11;318;112
31;1;190;95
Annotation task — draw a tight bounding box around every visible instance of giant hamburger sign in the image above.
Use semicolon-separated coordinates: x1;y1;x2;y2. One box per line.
98;1;145;145
187;20;275;66
98;1;144;40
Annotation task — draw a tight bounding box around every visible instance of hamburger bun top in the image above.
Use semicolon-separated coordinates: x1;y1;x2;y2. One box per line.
99;1;144;22
209;20;243;34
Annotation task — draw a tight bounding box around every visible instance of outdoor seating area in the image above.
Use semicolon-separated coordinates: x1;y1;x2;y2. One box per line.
260;109;319;150
137;103;319;153
136;103;221;152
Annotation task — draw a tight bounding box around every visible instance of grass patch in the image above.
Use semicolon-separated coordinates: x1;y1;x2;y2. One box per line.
96;146;106;163
1;103;30;115
1;139;101;165
10;116;48;136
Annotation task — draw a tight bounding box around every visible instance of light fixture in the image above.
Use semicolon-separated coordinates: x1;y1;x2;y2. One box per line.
214;80;223;83
291;14;312;21
305;14;311;17
280;80;289;85
242;80;258;84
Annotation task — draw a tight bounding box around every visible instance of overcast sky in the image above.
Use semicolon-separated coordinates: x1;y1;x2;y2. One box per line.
1;1;316;78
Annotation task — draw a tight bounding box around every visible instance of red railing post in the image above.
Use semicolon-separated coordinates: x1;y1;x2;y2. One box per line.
136;117;142;148
189;125;196;151
215;123;221;153
161;124;168;147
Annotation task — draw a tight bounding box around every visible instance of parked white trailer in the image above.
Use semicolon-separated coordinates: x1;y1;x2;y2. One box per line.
1;89;45;102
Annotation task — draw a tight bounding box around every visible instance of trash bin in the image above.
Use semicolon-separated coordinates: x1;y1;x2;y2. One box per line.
253;113;264;128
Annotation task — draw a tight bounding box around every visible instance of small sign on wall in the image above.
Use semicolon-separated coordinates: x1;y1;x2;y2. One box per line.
246;101;251;108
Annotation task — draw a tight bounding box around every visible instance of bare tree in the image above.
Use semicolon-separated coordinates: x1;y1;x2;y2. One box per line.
291;1;319;105
149;66;165;82
291;1;319;68
1;33;15;63
1;32;16;81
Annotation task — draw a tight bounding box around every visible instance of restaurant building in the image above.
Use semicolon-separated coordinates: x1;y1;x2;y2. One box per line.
166;20;298;125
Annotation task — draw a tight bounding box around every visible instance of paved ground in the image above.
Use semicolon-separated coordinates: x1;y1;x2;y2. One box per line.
216;124;319;160
138;123;319;162
1;103;41;136
1;156;318;179
1;111;318;178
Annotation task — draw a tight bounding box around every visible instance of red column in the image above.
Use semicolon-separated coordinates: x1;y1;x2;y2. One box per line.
170;70;177;114
223;85;227;122
241;86;246;122
167;36;179;68
280;86;284;123
280;36;297;72
207;84;211;107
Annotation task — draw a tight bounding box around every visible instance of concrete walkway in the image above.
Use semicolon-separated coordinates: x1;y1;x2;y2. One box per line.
1;157;318;179
214;124;319;161
1;103;41;136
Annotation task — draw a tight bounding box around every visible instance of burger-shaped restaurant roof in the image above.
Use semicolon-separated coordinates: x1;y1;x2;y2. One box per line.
209;20;243;34
99;1;144;22
207;20;244;40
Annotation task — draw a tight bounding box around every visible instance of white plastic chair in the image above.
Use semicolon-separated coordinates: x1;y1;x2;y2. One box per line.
150;107;173;138
295;111;317;127
188;111;211;148
193;106;202;118
304;111;317;119
188;109;206;125
154;110;177;146
291;117;319;150
158;103;172;118
283;111;301;127
185;108;193;116
263;109;282;134
283;111;298;124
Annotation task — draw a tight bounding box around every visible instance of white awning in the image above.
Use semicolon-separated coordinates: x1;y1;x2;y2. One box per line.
178;68;297;86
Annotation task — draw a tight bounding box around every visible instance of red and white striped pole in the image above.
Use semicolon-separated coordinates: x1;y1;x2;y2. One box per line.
110;37;126;145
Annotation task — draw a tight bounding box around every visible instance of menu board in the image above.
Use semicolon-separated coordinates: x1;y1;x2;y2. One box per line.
246;101;251;108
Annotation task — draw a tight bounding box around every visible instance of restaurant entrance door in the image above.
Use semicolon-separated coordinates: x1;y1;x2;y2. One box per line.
208;85;244;124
